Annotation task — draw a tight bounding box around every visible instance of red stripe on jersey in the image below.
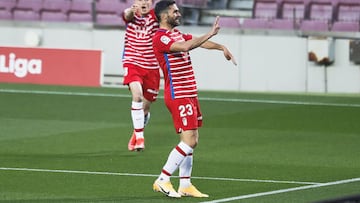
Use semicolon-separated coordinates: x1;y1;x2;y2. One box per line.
123;9;159;69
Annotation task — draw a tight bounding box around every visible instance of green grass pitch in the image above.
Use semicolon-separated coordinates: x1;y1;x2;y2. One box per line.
0;83;360;202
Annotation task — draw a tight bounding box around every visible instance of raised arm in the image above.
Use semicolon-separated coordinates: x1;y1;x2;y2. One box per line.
123;3;139;21
169;16;221;52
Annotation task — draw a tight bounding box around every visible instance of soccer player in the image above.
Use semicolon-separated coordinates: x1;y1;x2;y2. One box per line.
151;0;237;198
122;0;160;151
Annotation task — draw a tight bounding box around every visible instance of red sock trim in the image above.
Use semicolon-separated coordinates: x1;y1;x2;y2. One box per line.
134;128;144;132
188;153;193;156
180;176;190;179
131;107;143;110
162;169;171;176
176;146;187;156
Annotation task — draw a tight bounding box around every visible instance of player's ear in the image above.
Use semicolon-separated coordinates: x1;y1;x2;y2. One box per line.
161;12;168;21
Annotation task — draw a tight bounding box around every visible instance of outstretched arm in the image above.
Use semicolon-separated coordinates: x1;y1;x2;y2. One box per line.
170;16;221;53
200;40;237;66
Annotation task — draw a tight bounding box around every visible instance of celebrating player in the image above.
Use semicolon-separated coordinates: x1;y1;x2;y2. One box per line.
122;0;159;151
151;0;237;198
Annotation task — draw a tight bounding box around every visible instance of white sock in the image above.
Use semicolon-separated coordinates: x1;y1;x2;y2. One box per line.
158;142;193;182
179;153;193;188
131;101;144;139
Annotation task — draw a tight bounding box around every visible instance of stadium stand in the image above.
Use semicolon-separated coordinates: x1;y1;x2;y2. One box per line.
0;0;359;32
241;0;360;32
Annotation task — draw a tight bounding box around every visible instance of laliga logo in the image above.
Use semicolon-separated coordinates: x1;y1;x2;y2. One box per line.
0;53;42;78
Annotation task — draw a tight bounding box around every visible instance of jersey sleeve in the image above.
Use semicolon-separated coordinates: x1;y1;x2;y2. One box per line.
149;9;158;22
182;33;193;41
153;32;175;54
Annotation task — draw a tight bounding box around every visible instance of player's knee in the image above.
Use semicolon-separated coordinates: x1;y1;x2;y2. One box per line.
186;139;198;148
132;94;143;102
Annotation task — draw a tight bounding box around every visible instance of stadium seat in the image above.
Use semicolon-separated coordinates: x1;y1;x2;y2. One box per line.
275;0;307;30
242;0;278;29
96;13;124;26
332;0;360;32
253;0;279;19
95;0;127;25
0;0;15;20
13;0;42;21
300;0;333;31
0;0;16;11
68;0;94;22
0;9;12;20
15;0;43;12
41;0;71;22
41;11;68;22
242;18;270;29
219;16;241;28
270;19;296;30
42;0;71;13
13;10;41;21
96;0;123;14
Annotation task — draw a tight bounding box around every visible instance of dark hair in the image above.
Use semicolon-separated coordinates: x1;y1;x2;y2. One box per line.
154;0;176;22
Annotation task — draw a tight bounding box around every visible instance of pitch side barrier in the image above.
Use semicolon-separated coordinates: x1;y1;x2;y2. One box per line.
0;46;102;87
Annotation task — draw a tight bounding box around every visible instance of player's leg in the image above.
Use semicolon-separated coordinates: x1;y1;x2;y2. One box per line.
142;68;160;127
177;98;208;197
143;98;151;126
177;130;208;198
128;81;145;151
154;97;207;198
153;138;193;198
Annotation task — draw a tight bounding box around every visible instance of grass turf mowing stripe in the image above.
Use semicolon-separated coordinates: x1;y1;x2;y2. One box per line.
0;167;320;185
201;177;360;203
1;88;360;108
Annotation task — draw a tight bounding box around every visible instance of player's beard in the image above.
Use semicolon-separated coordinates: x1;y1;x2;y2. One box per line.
167;16;181;28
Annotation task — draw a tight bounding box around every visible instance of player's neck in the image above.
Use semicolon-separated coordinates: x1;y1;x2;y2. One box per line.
159;23;175;31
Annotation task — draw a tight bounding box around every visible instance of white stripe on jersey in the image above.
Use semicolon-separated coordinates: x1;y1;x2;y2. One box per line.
122;11;159;69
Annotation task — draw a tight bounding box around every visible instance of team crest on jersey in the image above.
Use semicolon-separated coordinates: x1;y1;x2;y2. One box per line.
182;117;188;126
160;36;171;45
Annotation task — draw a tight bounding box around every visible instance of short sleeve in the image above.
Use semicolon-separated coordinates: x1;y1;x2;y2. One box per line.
153;32;174;54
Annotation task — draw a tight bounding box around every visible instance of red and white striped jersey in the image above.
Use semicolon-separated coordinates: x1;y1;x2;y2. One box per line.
153;28;198;99
122;9;159;69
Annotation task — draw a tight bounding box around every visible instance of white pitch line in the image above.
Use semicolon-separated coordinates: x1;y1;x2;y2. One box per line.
1;88;360;108
201;177;360;203
0;167;319;185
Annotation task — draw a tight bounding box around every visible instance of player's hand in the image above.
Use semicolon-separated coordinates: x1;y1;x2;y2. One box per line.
223;46;237;66
131;3;140;15
209;16;220;37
